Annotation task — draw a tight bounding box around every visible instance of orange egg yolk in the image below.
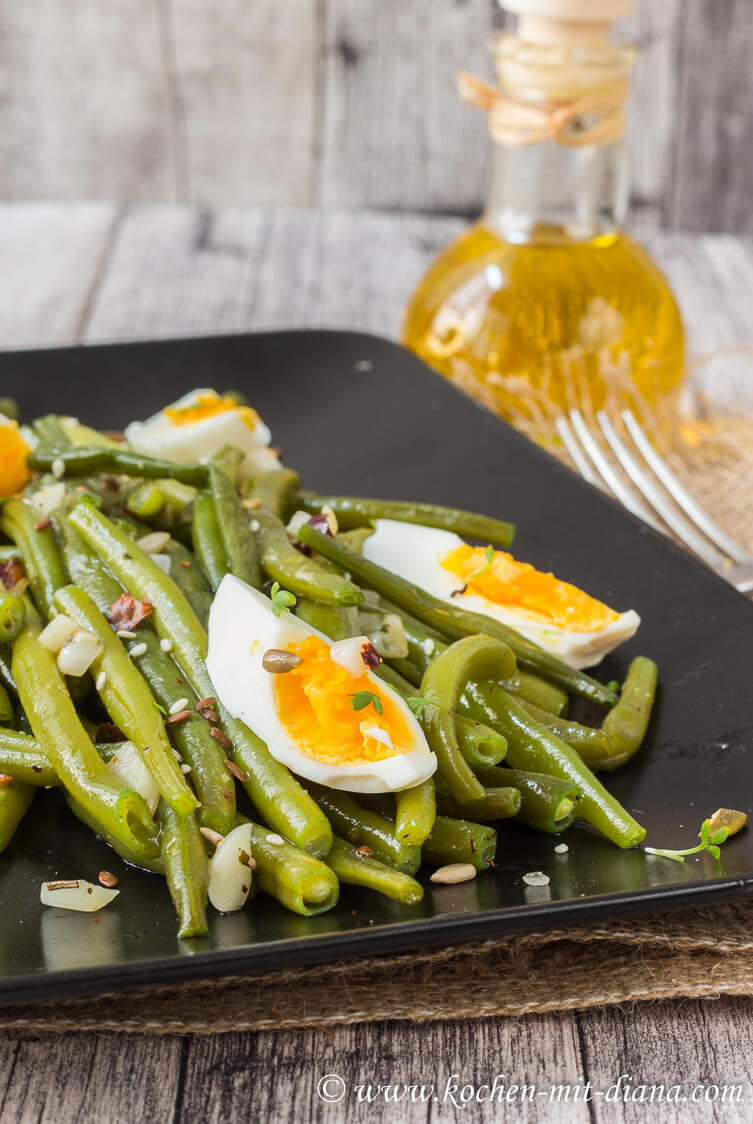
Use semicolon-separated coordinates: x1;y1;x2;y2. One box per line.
165;393;260;431
275;635;412;766
0;421;31;497
441;545;619;632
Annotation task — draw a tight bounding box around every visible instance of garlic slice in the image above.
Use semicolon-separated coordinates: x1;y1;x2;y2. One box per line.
208;823;256;913
40;879;119;912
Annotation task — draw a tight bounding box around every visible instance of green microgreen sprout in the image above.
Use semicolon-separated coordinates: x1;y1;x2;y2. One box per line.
270;581;296;617
644;818;730;864
466;545;495;583
154;701;168;717
407;696;432;718
350;690;383;716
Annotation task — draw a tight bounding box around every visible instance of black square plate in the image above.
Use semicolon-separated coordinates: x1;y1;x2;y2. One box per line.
2;330;752;1008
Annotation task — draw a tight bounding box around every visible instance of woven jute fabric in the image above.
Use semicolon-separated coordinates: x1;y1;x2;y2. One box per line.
4;407;753;1036
3;900;753;1035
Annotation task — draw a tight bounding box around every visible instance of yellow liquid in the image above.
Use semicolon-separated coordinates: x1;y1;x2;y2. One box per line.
402;224;685;423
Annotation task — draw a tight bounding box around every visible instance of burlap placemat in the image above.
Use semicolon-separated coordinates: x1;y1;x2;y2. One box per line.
2;901;753;1035
4;399;753;1036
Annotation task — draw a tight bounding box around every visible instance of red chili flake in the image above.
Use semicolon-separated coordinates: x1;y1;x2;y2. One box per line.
306;513;333;537
223;758;246;782
0;557;26;591
165;710;194;726
180;561;191;569
101;476;120;492
109;592;153;632
96;722;125;743
33;518;52;532
0;775;12;787
360;642;382;670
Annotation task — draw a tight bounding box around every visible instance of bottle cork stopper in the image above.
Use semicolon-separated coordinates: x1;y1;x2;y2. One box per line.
500;0;635;45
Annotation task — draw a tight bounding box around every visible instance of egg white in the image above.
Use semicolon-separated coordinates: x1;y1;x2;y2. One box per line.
361;520;640;670
207;574;437;793
125;389;278;480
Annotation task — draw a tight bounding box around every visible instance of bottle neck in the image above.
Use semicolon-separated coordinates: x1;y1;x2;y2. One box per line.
483;132;630;244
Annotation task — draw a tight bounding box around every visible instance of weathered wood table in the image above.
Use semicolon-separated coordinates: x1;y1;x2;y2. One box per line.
1;204;753;1124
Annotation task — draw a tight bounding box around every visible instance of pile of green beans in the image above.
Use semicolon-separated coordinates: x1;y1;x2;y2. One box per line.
0;399;660;938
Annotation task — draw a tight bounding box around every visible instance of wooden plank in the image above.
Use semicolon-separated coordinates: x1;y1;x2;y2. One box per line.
176;1015;587;1124
319;0;494;214
170;0;319;207
578;999;753;1122
0;203;118;348
0;1031;183;1124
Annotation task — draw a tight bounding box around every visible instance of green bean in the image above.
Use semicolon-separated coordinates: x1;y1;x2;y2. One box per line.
54;585;198;817
420;635;515;805
465;683;645;847
477;765;580;833
162;537;213;624
0;397;19;421
11;596;158;861
68;502;333;857
422;816;497;871
32;413;71;448
27;447;208;485
245;468;301;520
516;699;610;755
254;507;363;607
0;778;35;853
299;495;516;548
59;420;121;449
126;481;165;519
65;793;164;874
305;784;421;873
244;819;339;917
395;778;436;846
295;597;359;641
209;464;261;588
0;728;57;786
501;672;569;716
434;781;521;823
0;592;25;642
297;525;617;708
1;498;67;619
192;493;229;591
0;680;14;725
323;836;423;905
158;803;209;938
0;650;16;700
585;657;658;772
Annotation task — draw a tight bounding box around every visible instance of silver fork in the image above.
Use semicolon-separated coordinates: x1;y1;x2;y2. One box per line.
556;408;753;594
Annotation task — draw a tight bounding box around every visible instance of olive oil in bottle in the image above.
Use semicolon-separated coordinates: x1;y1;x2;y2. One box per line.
403;0;684;430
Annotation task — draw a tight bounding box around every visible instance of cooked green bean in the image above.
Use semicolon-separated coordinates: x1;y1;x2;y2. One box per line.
158;803;209;938
54;585;198;817
28;446;209;485
162;537;213;623
585;657;658;772
209;463;261;588
126;481;165;519
0;397;19;421
12;596;158;861
192;493;229;591
516;699;610;754
324;837;423;904
32;413;71;447
0;778;35;853
1;499;67;619
68;502;333;857
253;507;363;607
500;672;569;716
0;592;25;642
305;784;421;873
0;728;57;786
245;467;301;520
297;525;617;708
299;495;516;548
243;819;339;916
465;682;645;847
65;793;164;874
420;635;515;805
0;681;14;726
434;781;521;823
422;816;497;871
395;778;436;846
295;597;359;641
477;765;580;833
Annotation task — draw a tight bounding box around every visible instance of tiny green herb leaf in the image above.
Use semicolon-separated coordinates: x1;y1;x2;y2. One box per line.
270;581;296;617
350;690;383;715
466;545;495;584
645;818;731;865
407;696;431;717
153;701;168;717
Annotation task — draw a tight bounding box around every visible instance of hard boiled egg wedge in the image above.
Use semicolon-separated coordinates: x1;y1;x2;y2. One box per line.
0;413;32;497
124;389;278;480
207;574;437;793
362;520;640;670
